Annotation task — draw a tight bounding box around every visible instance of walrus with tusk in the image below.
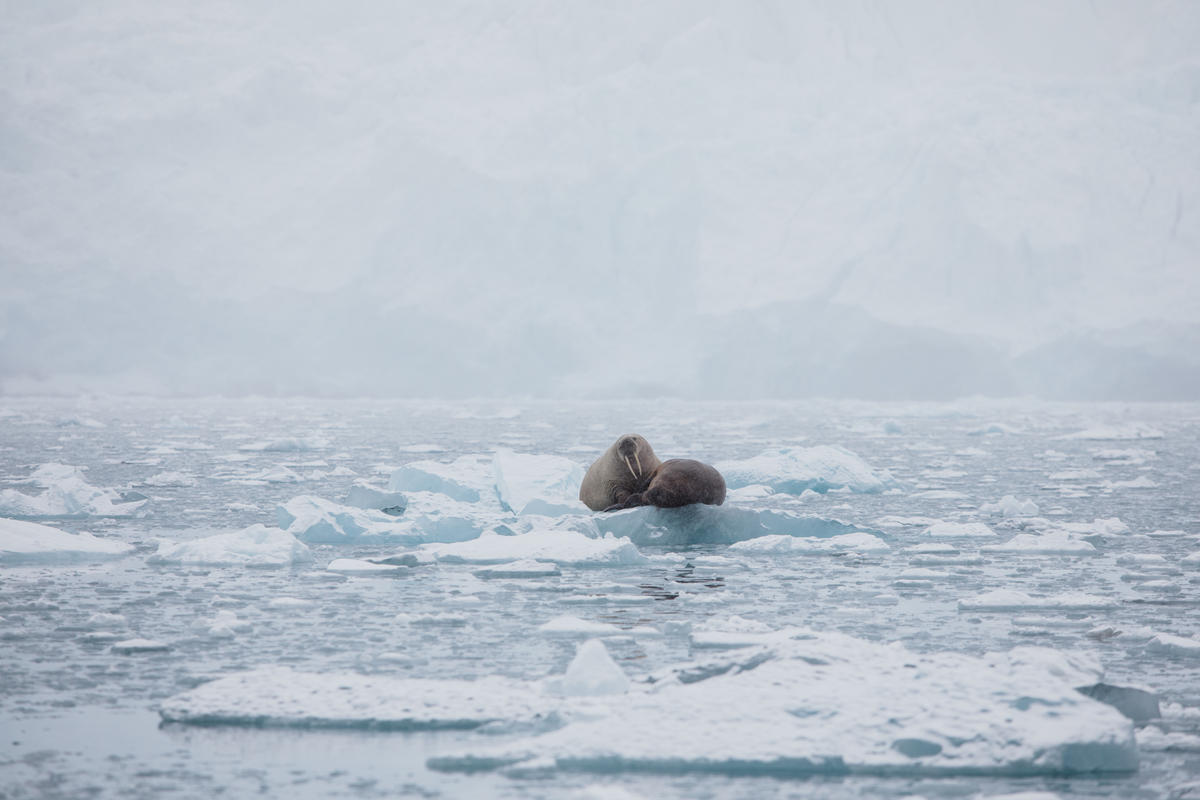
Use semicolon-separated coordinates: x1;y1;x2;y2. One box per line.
579;434;726;512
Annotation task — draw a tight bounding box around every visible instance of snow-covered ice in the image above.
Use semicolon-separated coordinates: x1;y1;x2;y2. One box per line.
147;524;312;567
715;446;893;494
0;517;134;563
415;527;648;567
0;463;146;517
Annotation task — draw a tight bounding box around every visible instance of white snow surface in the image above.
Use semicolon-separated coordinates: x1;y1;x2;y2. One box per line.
958;591;1118;612
147;524;312;567
923;522;997;539
415;528;648;567
388;455;497;504
492;449;587;516
548;640;630;697
0;517;134;563
715;446;893;494
981;532;1098;555
727;532;890;555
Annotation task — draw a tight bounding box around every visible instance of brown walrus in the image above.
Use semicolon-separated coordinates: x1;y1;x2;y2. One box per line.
579;434;726;512
579;433;662;512
602;459;726;512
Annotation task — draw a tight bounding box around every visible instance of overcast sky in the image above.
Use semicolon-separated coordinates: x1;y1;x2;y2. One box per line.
2;1;1198;398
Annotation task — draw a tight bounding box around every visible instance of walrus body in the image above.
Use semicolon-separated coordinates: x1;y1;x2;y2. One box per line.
602;458;727;512
579;434;662;512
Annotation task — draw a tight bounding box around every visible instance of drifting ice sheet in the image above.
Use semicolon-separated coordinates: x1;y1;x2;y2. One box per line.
0;517;134;563
715;445;893;494
728;532;889;555
388;455;497;504
415;528;648;567
594;504;871;546
492;449;587;516
147;524;312;567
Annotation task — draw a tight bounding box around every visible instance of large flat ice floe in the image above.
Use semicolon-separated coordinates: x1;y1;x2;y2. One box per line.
715;445;894;494
492;449;587;516
387;454;498;504
413;526;648;567
0;463;147;518
0;517;134;563
159;632;1136;778
595;504;872;546
147;524;313;567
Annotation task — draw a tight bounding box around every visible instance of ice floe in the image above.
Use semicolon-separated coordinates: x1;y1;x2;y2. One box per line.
595;504;871;546
715;445;893;494
427;631;1135;777
414;527;648;567
546;640;629;697
1145;633;1200;657
727;532;889;555
978;495;1039;518
276;495;408;543
0;517;134;563
958;590;1118;611
1057;424;1164;441
492;449;587;516
539;615;623;636
922;521;996;538
388;455;497;504
475;560;562;579
0;463;146;517
344;482;407;514
326;558;411;576
147;524;312;567
981;532;1098;555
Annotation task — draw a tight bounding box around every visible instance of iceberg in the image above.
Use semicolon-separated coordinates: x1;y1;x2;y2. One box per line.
715;445;893;494
1145;633;1200;657
492;449;587;516
276;495;408;543
0;463;147;518
147;524;312;567
546;640;629;697
427;630;1136;777
0;517;134;563
344;482;407;515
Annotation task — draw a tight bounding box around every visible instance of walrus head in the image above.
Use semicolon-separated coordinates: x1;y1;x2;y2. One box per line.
615;434;650;480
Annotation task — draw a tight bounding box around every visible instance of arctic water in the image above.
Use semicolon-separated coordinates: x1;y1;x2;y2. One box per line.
2;397;1199;799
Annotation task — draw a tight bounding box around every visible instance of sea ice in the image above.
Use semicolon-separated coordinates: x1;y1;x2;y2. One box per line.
1145;633;1200;657
276;495;408;543
0;517;134;563
414;527;648;567
112;638;171;654
388;455;497;504
147;524;313;567
344;482;407;514
1057;424;1164;441
475;560;562;579
326;558;411;575
237;437;328;452
539;615;623;637
958;590;1118;611
140;471;197;487
727;532;889;555
981;532;1098;555
594;504;870;546
546;640;630;696
0;463;146;517
426;630;1135;777
923;521;997;538
978;495;1040;517
492;449;587;515
715;445;893;494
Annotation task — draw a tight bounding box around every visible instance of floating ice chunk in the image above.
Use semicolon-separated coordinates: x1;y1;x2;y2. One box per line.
327;558;410;575
958;590;1117;611
1183;552;1200;567
874;515;941;529
1057;518;1130;539
416;527;647;567
1136;728;1200;752
1048;469;1103;481
344;482;407;515
923;522;996;538
725;485;775;501
476;560;561;579
715;445;893;494
978;496;1039;518
1145;634;1200;656
84;612;129;629
595;504;870;546
141;471;196;487
1076;683;1160;722
237;437;327;452
547;640;629;697
0;517;134;563
728;532;889;555
539;616;622;636
112;638;171;654
276;495;409;543
159;666;557;729
912;489;969;500
388;455;496;503
147;524;312;567
969;422;1021;435
0;463;146;518
1057;424;1164;441
244;465;303;483
1102;476;1158;490
199;610;252;638
328;465;356;477
267;597;314;609
55;414;105;428
981;532;1097;555
428;630;1135;777
1133;580;1180;594
492;449;587;516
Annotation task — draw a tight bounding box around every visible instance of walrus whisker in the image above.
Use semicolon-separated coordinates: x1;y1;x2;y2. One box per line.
623;455;636;479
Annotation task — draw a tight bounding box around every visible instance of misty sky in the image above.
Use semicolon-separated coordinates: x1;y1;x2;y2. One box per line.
2;1;1198;398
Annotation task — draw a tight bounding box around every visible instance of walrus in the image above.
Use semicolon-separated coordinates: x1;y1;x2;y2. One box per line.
579;433;662;512
601;459;726;512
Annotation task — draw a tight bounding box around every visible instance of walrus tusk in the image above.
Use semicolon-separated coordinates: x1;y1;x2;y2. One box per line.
623;455;636;479
633;452;642;477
